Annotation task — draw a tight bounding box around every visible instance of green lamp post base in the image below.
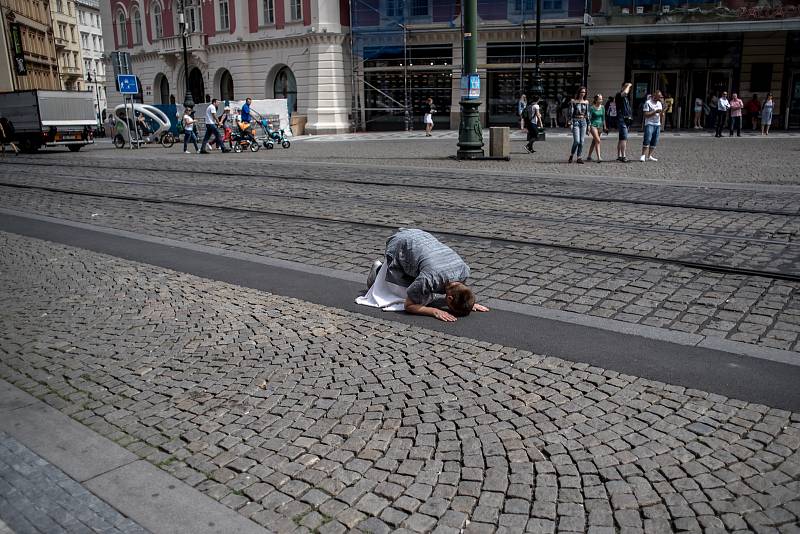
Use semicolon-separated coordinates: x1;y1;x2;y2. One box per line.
456;99;484;160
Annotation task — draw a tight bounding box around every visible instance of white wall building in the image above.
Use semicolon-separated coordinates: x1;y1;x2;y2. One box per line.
76;0;107;121
99;0;350;134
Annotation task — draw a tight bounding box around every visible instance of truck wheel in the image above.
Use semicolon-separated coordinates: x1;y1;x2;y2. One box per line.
67;145;82;152
113;134;125;149
19;138;39;153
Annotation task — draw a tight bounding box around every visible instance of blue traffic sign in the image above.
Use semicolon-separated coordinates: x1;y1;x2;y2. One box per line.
117;74;139;95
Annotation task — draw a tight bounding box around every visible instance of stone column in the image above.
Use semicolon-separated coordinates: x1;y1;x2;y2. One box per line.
304;35;350;134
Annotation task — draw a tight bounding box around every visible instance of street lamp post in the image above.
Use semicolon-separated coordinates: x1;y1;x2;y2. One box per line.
456;0;484;159
179;0;193;107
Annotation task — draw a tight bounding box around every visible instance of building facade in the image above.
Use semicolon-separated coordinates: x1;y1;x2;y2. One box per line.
585;0;800;129
76;0;107;119
0;0;61;91
350;0;587;130
51;0;85;89
99;0;351;134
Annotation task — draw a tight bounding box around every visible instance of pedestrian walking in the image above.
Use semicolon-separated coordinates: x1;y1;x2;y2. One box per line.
200;99;229;154
761;93;774;136
516;94;527;130
663;92;675;130
522;95;542;154
548;97;558;128
567;87;589;164
640;90;663;162
745;94;761;131
182;106;199;153
729;93;743;137
715;91;730;137
357;229;489;322
586;94;607;163
614;82;633;162
423;97;435;137
0;117;19;155
693;96;704;129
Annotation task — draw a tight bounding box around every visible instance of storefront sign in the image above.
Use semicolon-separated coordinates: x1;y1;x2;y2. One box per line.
9;22;27;76
461;74;480;100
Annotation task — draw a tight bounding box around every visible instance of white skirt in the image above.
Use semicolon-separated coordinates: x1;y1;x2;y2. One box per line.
423;113;433;125
355;262;407;311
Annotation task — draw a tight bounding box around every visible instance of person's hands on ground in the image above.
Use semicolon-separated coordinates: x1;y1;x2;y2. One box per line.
433;309;457;322
472;303;490;312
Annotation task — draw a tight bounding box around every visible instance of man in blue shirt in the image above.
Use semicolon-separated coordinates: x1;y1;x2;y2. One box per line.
240;98;252;123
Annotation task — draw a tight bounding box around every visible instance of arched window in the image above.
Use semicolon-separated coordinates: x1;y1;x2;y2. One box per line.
152;2;163;39
131;8;142;44
117;10;127;46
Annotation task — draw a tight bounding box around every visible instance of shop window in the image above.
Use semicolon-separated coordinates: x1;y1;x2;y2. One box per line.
750;63;773;93
384;0;402;17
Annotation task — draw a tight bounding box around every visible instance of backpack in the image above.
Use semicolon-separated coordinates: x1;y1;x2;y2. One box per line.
524;104;538;126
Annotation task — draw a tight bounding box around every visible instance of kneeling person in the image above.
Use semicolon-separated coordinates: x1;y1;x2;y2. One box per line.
362;229;489;322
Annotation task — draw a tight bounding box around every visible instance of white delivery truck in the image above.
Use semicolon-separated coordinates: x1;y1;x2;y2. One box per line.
0;90;96;152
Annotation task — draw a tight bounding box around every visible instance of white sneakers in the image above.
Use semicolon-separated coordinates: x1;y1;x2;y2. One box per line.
640;155;659;162
648;156;658;161
639;155;646;162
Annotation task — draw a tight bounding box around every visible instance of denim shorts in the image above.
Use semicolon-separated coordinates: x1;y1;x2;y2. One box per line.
618;120;628;141
643;123;660;147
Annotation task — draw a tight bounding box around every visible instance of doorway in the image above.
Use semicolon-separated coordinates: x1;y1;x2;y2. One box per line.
788;71;800;129
688;69;731;128
631;70;678;125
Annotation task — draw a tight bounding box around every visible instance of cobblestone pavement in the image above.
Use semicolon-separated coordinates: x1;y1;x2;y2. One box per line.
0;431;148;534
75;134;800;184
2;167;800;277
1;232;800;534
1;187;799;353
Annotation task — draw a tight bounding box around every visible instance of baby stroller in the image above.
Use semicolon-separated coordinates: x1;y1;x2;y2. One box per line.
254;113;291;149
229;120;260;153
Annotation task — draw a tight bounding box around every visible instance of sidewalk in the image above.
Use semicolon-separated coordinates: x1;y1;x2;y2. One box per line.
0;379;269;534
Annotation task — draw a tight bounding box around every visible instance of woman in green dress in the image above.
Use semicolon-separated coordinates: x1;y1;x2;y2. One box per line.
586;94;608;163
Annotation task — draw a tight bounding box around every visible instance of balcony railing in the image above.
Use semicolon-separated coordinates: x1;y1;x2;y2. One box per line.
54;37;69;49
592;0;800;20
156;33;206;54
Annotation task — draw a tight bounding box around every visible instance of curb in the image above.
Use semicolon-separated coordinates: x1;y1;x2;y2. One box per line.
0;378;270;534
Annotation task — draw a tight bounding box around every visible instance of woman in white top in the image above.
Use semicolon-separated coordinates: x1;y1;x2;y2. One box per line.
182;106;199;153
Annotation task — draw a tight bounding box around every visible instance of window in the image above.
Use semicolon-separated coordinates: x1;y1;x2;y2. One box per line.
289;0;302;21
218;0;229;30
56;0;63;13
409;0;429;17
152;2;163;39
132;9;142;44
182;0;203;33
384;0;401;17
542;0;562;9
262;0;274;24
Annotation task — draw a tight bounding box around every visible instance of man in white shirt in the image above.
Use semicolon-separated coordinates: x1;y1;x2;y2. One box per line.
715;91;730;138
200;98;230;154
640;90;663;162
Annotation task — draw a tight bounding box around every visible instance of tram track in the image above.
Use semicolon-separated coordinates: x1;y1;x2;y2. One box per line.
1;172;797;248
2;180;799;283
3;158;799;217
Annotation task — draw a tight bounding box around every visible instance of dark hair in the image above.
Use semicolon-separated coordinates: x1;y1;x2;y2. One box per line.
448;284;475;317
211;98;218;104
576;86;587;98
